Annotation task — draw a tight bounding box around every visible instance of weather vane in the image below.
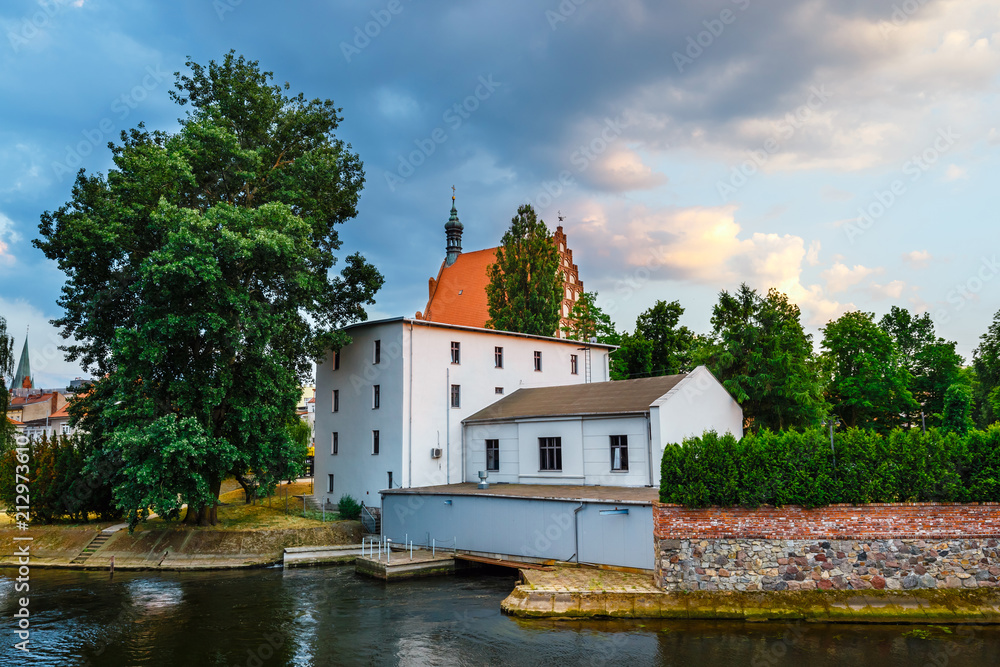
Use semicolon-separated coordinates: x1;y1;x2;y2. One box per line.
558;211;565;222
452;185;456;199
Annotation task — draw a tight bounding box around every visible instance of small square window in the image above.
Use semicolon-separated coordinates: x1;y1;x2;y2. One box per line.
373;340;381;364
332;389;339;412
373;430;380;455
331;432;339;455
495;346;503;368
451;341;461;364
450;384;461;408
495;387;504;395
533;351;542;372
486;439;499;472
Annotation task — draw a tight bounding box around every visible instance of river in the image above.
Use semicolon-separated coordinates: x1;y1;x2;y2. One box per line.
2;566;999;666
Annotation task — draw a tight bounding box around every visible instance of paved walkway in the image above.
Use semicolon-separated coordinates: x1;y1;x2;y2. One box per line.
521;566;661;593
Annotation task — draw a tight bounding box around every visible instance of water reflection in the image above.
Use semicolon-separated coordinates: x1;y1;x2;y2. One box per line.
1;567;998;666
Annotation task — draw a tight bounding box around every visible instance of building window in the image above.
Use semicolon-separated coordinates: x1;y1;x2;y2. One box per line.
327;474;335;494
451;341;461;364
332;389;339;412
333;350;340;371
611;435;628;471
373;340;381;364
495;346;503;368
373;430;380;455
450;384;461;408
539;437;562;471
61;424;71;435
373;385;380;409
495;387;504;395
533;351;542;372
332;432;339;455
486;439;499;472
570;354;578;375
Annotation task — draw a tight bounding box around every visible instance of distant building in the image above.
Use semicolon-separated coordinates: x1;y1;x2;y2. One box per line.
415;197;584;338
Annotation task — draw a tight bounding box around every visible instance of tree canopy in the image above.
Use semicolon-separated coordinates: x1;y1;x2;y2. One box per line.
697;284;825;431
561;291;616;343
0;316;13;449
635;299;695;376
973;307;1000;428
485;204;562;337
35;52;382;528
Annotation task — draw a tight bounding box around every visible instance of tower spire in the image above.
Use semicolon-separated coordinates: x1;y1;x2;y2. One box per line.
10;329;32;392
444;187;463;267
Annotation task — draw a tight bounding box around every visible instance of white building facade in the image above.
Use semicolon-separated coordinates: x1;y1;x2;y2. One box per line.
462;366;744;488
313;317;614;505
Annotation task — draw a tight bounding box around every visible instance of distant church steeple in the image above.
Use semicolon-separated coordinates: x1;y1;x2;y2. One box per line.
10;328;32;392
444;186;463;267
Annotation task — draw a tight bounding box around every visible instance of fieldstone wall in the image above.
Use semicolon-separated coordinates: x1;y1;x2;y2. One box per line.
653;502;1000;592
655;537;1000;591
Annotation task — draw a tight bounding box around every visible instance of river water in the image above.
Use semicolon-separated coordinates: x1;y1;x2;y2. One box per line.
2;566;999;666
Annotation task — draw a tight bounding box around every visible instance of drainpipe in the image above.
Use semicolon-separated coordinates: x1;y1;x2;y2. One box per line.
408;322;413;488
446;367;450;484
573;502;585;564
646;413;654;487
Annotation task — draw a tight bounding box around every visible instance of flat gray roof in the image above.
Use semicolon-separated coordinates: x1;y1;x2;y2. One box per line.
464;373;687;422
343;316;616;348
382;482;657;505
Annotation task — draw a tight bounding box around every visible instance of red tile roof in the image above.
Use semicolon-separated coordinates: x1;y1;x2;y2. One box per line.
9;392;58;407
6;416;23;426
48;403;71;419
418;247;498;329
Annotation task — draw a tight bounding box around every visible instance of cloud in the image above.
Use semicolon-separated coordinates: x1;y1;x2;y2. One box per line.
821;262;883;294
806;240;821;266
869;280;908;300
0;211;21;265
902;249;932;269
0;297;85;388
943;163;968;181
579;147;667;192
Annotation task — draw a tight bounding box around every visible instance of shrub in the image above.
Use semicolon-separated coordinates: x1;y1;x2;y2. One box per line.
659;425;1000;507
337;494;361;520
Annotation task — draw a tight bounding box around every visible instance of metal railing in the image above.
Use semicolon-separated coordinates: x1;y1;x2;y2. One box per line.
360;505;381;535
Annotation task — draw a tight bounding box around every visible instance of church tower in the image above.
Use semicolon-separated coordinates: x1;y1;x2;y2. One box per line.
10;331;32;393
444;192;463;267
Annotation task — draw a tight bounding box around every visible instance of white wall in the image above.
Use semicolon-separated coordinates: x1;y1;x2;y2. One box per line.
315;318;613;503
651;365;744;486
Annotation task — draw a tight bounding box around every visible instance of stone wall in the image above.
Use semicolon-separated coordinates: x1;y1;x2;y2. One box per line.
653;502;1000;592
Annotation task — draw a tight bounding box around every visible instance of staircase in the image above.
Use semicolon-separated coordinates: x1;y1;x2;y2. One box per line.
70;530;113;564
301;494;322;512
361;505;381;535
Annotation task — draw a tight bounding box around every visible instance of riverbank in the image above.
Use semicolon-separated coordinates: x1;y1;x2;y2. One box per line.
0;521;362;570
502;566;1000;622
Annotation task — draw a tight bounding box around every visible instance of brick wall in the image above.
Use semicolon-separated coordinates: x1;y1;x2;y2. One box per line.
654;502;1000;540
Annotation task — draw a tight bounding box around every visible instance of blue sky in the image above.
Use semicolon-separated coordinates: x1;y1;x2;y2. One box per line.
1;0;998;387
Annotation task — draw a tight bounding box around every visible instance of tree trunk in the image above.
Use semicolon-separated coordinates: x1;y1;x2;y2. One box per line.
184;504;199;524
234;473;256;505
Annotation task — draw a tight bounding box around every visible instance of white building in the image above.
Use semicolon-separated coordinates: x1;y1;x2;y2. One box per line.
462;366;743;488
313;317;614;505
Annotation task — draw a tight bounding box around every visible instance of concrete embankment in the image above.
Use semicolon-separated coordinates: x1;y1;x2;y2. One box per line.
501;566;1000;622
0;522;362;570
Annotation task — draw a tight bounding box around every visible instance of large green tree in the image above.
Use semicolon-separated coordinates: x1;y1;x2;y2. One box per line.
561;291;616;343
0;316;13;449
697;284;825;431
35;53;382;528
973;308;1000;427
485;204;562;336
878;306;962;426
634;299;695;375
822;311;919;432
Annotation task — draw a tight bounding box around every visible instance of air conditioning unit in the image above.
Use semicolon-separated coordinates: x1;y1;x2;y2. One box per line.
431;448;443;459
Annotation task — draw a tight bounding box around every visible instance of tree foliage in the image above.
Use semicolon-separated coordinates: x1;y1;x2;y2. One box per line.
35;52;382;529
697;284;825;431
561;291;616;343
485;204;562;337
0;316;13;449
634;300;695;376
822;311;919;432
973;307;1000;428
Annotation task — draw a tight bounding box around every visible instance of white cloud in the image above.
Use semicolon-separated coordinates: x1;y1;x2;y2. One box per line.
869;280;907;300
806;240;821;266
821;262;883;294
944;163;968;181
0;211;21;265
902;249;932;269
0;297;86;388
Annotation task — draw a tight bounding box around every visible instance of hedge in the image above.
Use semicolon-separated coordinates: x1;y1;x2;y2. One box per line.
659;425;1000;508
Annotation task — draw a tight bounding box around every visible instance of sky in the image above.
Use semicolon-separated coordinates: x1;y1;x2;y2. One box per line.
1;0;999;387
